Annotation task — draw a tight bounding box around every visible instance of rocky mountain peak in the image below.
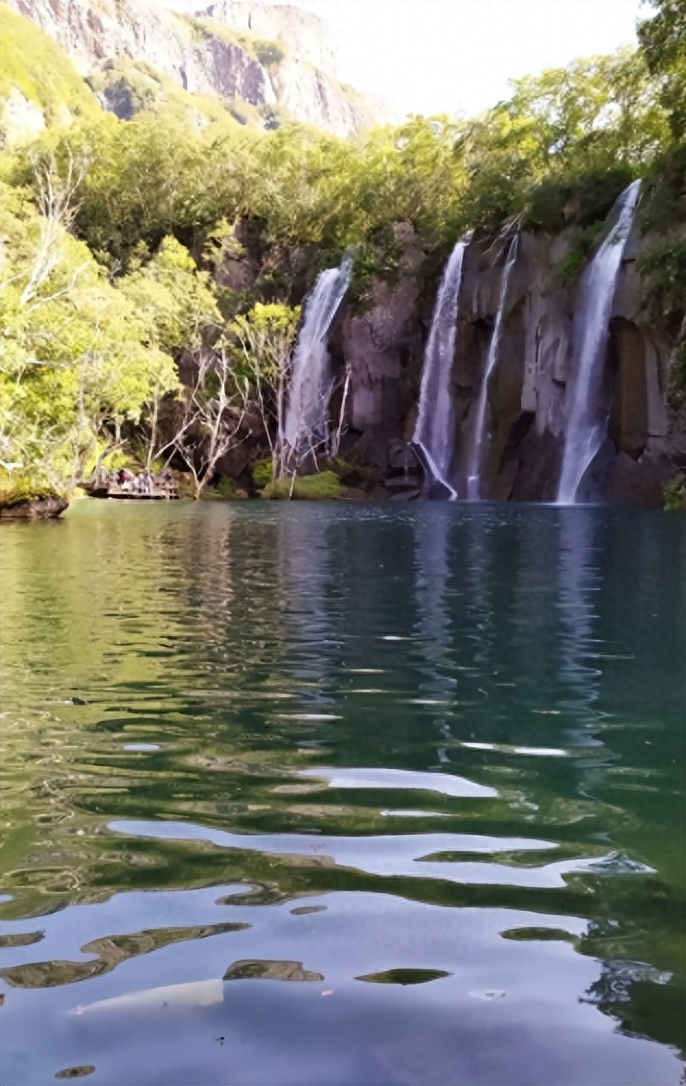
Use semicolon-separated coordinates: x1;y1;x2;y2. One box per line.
198;2;338;76
2;0;392;136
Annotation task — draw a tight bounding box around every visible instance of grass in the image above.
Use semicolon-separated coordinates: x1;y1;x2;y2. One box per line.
262;470;342;500
0;6;100;128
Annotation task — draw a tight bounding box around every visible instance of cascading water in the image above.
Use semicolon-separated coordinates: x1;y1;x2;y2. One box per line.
412;236;471;498
556;180;641;504
465;234;519;501
282;255;353;460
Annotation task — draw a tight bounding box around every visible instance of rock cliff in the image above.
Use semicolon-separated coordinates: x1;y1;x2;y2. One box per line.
2;0;389;136
324;226;683;505
200;2;338;75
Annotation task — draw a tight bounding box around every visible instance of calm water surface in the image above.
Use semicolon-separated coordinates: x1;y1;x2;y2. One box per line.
0;500;684;1085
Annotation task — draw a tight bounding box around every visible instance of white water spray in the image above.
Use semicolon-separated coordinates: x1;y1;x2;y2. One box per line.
412;237;471;498
282;255;353;459
556;180;641;504
465;235;519;501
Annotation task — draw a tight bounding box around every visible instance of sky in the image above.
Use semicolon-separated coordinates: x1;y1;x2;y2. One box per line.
158;0;645;118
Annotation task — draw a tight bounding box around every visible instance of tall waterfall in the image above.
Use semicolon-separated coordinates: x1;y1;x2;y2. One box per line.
282;255;353;459
465;234;519;501
556;180;641;504
412;237;470;498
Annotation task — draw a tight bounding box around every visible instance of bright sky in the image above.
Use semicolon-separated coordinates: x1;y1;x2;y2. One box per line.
159;0;644;117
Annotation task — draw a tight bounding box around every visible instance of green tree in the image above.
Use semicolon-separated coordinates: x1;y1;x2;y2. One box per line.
0;167;179;495
228;302;301;480
638;0;686;138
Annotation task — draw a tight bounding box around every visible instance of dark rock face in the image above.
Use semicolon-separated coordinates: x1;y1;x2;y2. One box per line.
337;224;426;467
333;227;683;505
0;497;68;520
209;218;682;505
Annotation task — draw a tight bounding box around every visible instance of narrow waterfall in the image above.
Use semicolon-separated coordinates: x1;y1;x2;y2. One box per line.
557;180;641;504
412;237;470;498
282;255;353;460
465;234;519;501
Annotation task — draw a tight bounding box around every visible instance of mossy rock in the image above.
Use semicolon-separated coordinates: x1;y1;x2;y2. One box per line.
261;471;342;500
0;496;68;520
0;474;65;508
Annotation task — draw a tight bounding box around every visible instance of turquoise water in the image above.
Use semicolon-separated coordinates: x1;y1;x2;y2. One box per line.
0;500;684;1085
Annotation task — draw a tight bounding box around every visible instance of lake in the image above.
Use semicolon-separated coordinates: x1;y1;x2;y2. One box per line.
0;500;684;1085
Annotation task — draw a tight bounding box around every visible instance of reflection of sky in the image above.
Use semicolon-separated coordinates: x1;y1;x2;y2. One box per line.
412;510;457;723
277;510;338;704
556;511;609;765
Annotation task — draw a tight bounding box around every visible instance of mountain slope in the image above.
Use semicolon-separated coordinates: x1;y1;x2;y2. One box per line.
0;4;100;143
1;0;393;136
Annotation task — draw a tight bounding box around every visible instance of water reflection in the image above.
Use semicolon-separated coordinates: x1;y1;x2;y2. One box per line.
412;509;458;766
0;502;683;1085
556;510;604;732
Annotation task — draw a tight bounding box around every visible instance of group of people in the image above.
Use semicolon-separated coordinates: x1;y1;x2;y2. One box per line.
112;468;174;494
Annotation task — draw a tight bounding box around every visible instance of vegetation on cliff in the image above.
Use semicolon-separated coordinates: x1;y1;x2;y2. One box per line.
1;0;683;501
0;5;100;129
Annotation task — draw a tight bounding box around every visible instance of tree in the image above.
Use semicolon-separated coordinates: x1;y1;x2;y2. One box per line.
638;0;686;139
118;235;219;468
228;302;301;481
168;348;248;498
0;162;179;495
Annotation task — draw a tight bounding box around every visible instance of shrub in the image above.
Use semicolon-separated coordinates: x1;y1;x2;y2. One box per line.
663;475;686;511
0;474;60;507
254;40;285;69
214;476;236;498
252;459;273;488
555;220;606;286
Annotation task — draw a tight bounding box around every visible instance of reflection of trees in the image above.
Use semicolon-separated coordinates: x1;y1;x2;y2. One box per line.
580;953;684;1057
0;921;247;989
223;958;323;982
2;503;684;1065
556;509;605;739
277;510;338;701
412;508;457;754
583;956;672;1007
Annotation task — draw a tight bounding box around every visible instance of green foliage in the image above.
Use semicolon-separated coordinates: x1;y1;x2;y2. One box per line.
526;164;637;233
637;235;686;326
667;340;686;410
555;221;606;286
254;40;286;69
119;236;220;354
638;143;686;234
251;459;273;488
635;140;686;410
0;470;61;506
1;29;680;496
0;6;99;133
86;59;162;120
229;302;301;385
0;172;187;494
262;470;342;500
637;0;686;139
213;475;237;498
663;475;686;511
457;49;666;234
14;113;261;270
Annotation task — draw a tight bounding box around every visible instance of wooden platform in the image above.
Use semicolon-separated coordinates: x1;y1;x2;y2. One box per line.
106;487;178;500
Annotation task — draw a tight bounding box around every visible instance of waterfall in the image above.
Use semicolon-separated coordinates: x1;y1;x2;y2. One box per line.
556;180;641;504
412;236;471;498
465;234;519;501
282;255;353;460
